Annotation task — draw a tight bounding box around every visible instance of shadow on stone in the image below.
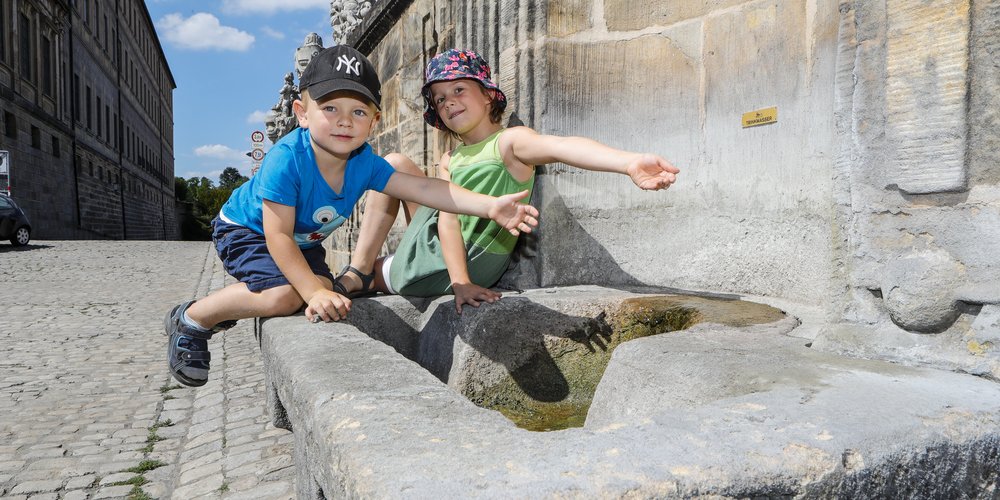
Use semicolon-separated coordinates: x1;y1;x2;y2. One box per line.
341;291;749;432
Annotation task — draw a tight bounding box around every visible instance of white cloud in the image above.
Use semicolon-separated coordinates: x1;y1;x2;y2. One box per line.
194;144;247;161
246;110;270;124
261;26;285;39
157;13;254;51
222;0;328;14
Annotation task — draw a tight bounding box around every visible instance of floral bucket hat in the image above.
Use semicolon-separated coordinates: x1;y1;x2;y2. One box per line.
422;49;508;130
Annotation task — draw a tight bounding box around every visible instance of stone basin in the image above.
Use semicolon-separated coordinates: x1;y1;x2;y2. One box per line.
259;285;1000;498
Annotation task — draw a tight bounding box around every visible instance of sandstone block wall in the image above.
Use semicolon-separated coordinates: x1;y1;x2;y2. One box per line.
331;0;1000;365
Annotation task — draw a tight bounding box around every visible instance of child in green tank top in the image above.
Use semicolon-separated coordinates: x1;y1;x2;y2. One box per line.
330;49;680;315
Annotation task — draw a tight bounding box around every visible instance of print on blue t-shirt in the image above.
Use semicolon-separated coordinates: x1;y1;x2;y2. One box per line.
219;128;395;249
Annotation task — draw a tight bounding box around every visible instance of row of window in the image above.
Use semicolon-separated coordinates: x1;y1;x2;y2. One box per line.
77;153;165;202
3;110;61;158
1;2;172;133
77;0;172;115
0;6;59;99
3;106;171;199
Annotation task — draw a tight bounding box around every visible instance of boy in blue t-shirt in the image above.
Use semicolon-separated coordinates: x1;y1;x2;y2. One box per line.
166;45;539;387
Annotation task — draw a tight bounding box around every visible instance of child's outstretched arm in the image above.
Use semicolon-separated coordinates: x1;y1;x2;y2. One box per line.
262;200;351;322
499;127;680;190
381;173;539;236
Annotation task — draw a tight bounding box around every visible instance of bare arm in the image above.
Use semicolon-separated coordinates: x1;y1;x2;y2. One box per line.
435;154;502;313
500;126;680;190
381;171;538;236
262;200;350;321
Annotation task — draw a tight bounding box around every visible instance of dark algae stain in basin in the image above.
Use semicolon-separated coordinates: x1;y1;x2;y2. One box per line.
467;295;786;431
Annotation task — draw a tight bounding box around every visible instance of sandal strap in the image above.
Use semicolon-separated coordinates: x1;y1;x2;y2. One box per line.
180;350;211;362
337;265;376;294
177;322;215;340
331;278;350;295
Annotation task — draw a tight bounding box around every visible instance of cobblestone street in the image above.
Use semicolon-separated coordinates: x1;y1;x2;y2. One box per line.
0;241;294;499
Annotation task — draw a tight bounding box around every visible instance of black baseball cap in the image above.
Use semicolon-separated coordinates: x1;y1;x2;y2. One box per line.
299;45;381;109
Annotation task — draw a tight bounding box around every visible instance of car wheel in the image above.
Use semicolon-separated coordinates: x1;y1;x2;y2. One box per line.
11;227;30;246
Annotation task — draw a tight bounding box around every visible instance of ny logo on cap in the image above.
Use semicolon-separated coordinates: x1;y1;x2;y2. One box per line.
336;55;361;76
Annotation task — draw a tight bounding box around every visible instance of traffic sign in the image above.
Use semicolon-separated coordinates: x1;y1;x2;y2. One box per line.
250;148;265;162
251;130;265;143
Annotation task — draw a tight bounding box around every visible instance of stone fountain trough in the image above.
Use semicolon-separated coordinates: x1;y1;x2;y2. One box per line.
258;285;1000;498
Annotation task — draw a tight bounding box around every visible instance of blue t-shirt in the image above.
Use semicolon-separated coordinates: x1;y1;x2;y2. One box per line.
220;128;395;249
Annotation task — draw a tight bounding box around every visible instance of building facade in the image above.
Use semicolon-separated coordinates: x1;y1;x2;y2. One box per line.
0;0;176;240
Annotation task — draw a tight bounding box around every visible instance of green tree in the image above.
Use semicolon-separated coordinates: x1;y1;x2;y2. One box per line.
219;167;248;191
173;170;251;241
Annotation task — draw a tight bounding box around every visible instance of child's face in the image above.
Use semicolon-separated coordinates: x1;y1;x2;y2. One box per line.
294;90;379;160
430;79;494;135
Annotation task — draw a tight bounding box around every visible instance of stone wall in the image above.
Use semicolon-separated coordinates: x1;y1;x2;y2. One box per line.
331;0;1000;369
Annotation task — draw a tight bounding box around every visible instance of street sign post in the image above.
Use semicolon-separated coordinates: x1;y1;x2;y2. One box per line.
249;131;265;176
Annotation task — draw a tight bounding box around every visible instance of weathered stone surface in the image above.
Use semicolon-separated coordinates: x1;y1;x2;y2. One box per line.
605;0;746;30
969;0;1000;185
548;0;593;36
881;248;964;332
886;0;969;193
335;0;1000;407
971;304;1000;346
260;288;1000;498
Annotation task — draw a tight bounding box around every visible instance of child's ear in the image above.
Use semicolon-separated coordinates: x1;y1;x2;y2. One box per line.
368;110;381;135
293;99;308;128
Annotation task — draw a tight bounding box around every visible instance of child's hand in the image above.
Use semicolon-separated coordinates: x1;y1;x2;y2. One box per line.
305;289;352;323
488;190;539;236
452;282;501;314
626;154;680;191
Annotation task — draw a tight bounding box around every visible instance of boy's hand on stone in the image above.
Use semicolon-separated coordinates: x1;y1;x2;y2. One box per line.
627;154;680;191
305;289;351;323
452;282;501;314
489;190;539;236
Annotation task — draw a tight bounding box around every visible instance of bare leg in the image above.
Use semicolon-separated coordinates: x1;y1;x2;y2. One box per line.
341;153;425;294
185;275;332;328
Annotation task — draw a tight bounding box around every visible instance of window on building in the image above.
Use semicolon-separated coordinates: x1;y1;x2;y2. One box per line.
51;136;60;158
0;2;7;63
88;161;93;177
4;111;15;138
73;73;80;119
61;61;69;114
31;125;40;148
86;85;91;129
96;95;102;137
41;35;52;96
19;13;33;82
104;104;109;143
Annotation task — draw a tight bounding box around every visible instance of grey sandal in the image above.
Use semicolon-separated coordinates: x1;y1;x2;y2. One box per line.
333;265;378;298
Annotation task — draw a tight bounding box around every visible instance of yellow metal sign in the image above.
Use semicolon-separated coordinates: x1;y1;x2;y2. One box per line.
742;107;777;128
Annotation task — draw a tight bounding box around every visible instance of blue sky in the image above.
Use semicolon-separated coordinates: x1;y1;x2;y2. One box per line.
145;0;333;181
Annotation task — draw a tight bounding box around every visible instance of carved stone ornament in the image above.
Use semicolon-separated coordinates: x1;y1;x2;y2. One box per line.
330;0;373;45
294;33;325;78
267;72;302;144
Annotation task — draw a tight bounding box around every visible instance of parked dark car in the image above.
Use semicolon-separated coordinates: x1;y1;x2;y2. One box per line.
0;194;31;246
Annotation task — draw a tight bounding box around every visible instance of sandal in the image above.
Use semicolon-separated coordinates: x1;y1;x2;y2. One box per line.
332;265;378;298
164;301;238;387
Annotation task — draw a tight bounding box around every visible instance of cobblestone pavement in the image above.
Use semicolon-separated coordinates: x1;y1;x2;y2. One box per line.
0;241;294;499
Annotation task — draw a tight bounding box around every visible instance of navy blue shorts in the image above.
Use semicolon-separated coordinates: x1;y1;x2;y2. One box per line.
212;217;335;293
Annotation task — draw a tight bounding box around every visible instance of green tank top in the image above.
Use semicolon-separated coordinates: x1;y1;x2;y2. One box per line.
387;129;535;296
450;129;535;254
